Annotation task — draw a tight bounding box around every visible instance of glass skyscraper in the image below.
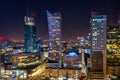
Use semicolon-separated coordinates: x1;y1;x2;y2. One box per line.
91;14;107;50
24;16;36;53
47;11;62;61
90;12;107;79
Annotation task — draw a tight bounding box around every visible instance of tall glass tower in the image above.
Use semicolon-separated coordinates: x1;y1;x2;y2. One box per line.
24;16;36;53
90;12;107;79
90;13;107;50
47;11;62;61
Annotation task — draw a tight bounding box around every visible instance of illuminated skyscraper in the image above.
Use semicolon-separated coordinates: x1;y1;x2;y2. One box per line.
24;16;36;53
47;11;62;61
90;12;107;79
91;13;107;50
107;25;120;78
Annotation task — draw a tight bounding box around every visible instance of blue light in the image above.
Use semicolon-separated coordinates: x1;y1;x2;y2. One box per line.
67;52;77;57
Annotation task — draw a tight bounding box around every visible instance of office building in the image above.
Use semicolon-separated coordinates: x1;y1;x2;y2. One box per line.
90;12;107;79
24;16;36;53
107;25;120;78
47;11;62;61
91;13;106;50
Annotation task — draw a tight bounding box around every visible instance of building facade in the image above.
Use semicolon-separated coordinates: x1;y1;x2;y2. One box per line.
47;11;62;61
24;16;36;53
107;25;120;78
90;12;107;79
91;14;106;50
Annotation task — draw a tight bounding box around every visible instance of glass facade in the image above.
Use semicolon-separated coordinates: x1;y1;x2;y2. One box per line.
90;13;107;79
47;11;62;60
24;16;36;53
91;15;107;50
107;25;120;76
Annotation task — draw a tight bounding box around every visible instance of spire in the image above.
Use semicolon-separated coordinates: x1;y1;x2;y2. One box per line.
27;3;29;16
26;0;32;17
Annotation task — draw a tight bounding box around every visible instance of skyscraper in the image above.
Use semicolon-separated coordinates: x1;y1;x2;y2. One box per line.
91;12;107;50
107;25;120;78
47;11;62;61
24;16;36;53
90;12;107;79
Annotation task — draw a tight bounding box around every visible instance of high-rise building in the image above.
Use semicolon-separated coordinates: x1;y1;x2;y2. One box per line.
90;12;107;79
24;16;36;53
107;25;120;78
90;13;107;50
47;11;62;61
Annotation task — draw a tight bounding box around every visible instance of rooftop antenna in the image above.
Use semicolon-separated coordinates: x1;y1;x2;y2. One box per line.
26;0;30;17
27;0;36;17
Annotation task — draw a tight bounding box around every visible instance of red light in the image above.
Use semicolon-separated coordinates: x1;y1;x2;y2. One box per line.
32;13;36;17
0;36;5;40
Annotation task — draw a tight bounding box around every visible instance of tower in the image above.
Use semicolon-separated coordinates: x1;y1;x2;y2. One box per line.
90;12;107;79
24;16;36;53
47;11;62;61
107;25;120;78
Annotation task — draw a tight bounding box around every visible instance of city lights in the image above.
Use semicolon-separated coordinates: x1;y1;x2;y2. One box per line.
0;0;120;80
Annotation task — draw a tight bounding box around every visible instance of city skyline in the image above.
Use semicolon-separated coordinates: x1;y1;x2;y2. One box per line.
0;0;120;40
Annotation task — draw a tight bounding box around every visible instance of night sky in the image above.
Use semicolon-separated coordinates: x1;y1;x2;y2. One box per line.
0;0;120;40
